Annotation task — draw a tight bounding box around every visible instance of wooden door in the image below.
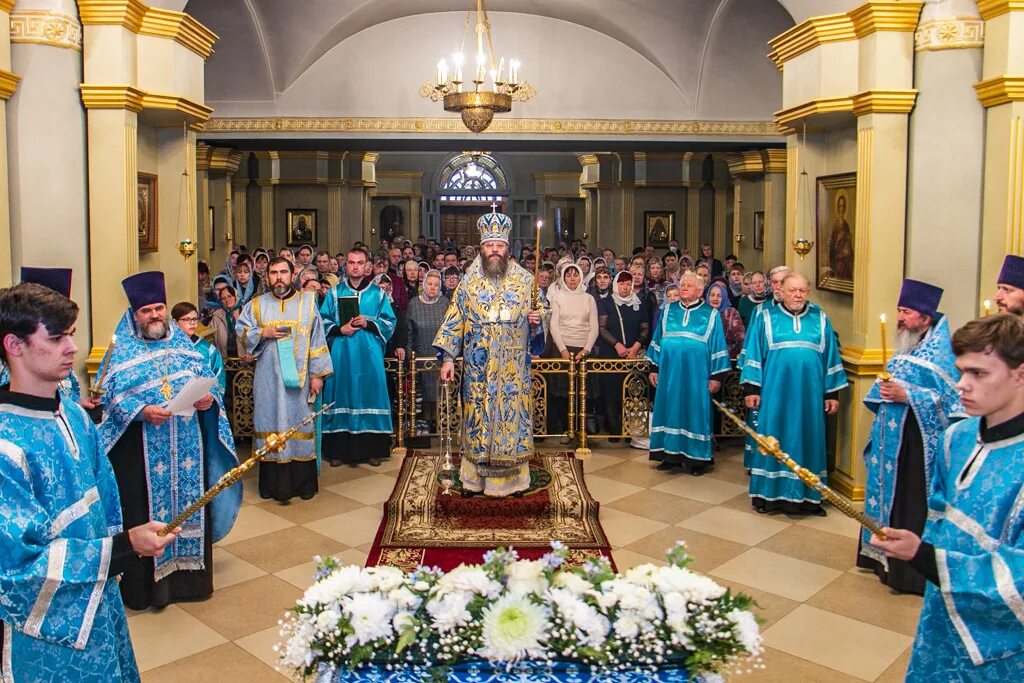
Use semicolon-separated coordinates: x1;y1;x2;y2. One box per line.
440;203;503;246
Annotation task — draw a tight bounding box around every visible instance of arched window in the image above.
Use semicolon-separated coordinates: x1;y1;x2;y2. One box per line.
438;153;508;202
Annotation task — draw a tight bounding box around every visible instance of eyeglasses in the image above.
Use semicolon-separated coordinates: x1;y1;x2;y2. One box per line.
176;316;200;323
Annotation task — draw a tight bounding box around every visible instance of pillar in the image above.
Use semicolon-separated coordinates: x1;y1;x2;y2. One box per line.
0;0;14;285
327;183;343;255
762;149;788;272
685;182;701;257
712;181;730;258
231;180;246;246
260;184;274;247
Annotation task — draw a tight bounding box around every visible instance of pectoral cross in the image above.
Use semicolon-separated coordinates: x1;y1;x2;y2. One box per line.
160;381;174;401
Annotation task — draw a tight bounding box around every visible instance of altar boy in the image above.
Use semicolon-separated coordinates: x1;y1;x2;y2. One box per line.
871;313;1024;680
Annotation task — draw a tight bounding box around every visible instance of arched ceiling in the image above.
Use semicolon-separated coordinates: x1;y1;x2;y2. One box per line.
185;0;861;118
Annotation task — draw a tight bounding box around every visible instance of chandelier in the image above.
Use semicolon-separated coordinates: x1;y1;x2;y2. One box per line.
426;0;535;134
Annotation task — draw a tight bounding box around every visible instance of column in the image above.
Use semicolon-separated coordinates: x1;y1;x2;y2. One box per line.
712;181;730;258
620;186;635;246
326;183;343;255
0;0;18;285
196;143;211;253
260;183;274;247
409;193;422;241
231;181;246;246
685;182;701;256
762;149;787;272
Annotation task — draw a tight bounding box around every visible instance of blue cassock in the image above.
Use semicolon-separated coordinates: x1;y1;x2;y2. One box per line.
97;309;240;581
0;393;139;682
0;361;82;401
738;298;778;469
859;316;965;566
739;303;848;505
907;417;1024;680
320;280;396;434
192;335;226;394
648;300;730;462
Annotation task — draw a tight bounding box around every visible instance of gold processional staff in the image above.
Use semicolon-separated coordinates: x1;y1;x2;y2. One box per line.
159;404;332;536
713;399;888;540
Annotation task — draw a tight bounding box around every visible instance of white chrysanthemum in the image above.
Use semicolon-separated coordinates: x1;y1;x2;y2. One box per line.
547;589;610;648
426;592;473;632
624;563;658;588
343;593;396;645
388;586;422;610
728;608;763;655
613;613;640;640
652;566;726;603
478;595;550;662
662;591;689;618
314;607;341;633
300;565;363;606
553;571;592;596
437;565;502;598
505;560;549;597
279;618;316;668
366;566;406;593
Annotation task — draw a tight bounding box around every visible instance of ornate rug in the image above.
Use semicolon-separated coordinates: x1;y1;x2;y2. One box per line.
365;451;615;572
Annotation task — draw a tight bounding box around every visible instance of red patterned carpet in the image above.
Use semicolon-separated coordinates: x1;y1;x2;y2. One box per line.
365;451;615;572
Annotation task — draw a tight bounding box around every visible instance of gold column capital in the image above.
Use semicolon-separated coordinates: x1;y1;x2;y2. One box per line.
207;147;242;174
79;84;145;112
852;89;918;116
577;154;599;166
775;96;854;128
725;150;765;177
0;69;22;100
139;6;218;59
849;2;924;38
974;76;1024;107
768;13;855;68
762;148;787;173
0;0;16;13
77;0;147;32
977;0;1024;21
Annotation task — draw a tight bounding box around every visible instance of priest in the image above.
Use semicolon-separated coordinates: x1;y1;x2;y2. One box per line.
870;314;1024;680
435;211;545;498
740;272;847;515
319;248;396;467
857;280;964;594
98;271;240;610
647;272;730;476
236;257;332;500
994;253;1024;316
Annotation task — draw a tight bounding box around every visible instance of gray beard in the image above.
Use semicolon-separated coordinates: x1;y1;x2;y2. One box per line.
894;327;925;354
483;253;509;278
141;321;168;340
272;283;291;297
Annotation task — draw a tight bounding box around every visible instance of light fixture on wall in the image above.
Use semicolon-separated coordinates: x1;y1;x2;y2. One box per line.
423;0;535;134
792;122;815;260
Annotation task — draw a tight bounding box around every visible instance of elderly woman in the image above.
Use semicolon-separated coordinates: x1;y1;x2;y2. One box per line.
407;270;450;436
588;265;613;303
706;281;745;359
646;257;668;308
441;265;461;298
548;263;598;443
597;270;651;440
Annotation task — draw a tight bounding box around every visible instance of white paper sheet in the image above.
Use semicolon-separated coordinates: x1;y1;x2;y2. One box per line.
164;377;217;417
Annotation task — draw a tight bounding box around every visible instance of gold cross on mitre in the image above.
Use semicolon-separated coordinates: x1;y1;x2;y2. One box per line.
490;202;498;212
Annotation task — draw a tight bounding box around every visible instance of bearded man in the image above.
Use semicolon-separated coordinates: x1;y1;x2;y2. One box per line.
858;279;964;594
994;254;1024;317
435;211;546;497
99;271;239;610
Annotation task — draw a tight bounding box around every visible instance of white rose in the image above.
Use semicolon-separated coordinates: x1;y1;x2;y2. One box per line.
506;560;548;597
389;587;421;610
553;571;592;596
426;592;473;632
439;566;502;598
315;608;341;633
662;591;689;617
368;566;406;593
413;580;430;592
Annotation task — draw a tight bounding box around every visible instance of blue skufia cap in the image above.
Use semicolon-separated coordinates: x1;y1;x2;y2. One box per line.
476;212;513;244
20;267;72;298
997;254;1024;290
897;278;943;319
121;271;167;310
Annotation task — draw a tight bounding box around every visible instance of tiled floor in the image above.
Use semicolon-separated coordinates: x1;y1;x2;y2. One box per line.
134;442;922;682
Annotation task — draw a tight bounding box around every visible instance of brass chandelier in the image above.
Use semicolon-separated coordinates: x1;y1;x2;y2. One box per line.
427;0;534;134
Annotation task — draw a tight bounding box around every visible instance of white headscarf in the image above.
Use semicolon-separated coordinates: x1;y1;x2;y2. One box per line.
611;270;641;310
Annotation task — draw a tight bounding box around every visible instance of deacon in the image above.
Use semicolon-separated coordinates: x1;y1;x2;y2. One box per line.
236;257;332;500
99;271;240;610
870;314;1024;680
740;273;847;515
320;248;396;468
435;211;546;498
0;283;178;682
857;280;964;594
648;272;730;476
994;253;1024;316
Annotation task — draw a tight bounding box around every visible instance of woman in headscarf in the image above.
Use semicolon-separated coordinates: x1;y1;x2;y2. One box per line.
577;255;594;289
588;265;613;302
232;256;258;305
646;257;668;309
705;280;745;360
597;270;651;441
406;270;450;438
548;262;598;443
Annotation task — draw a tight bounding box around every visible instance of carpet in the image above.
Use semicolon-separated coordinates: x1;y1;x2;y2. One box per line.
365;451;615;572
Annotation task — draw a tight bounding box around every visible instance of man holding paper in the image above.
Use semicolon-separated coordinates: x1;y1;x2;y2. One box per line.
98;271;240;610
237;257;333;501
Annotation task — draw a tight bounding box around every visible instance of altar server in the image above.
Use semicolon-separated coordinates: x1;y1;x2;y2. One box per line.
858;279;965;594
871;314;1024;680
0;283;177;682
98;271;239;610
740;273;847;515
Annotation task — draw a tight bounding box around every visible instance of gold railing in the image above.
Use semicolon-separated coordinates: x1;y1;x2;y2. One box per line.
223;356;747;453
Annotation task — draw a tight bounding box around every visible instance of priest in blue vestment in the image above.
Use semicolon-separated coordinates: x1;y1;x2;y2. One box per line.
0;283;178;682
648;272;730;476
994;253;1024;317
857;279;965;594
320;247;396;467
98;272;240;610
740;272;847;515
871;314;1024;681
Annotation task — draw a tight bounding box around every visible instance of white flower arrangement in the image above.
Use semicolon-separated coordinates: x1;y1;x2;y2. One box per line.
277;542;762;682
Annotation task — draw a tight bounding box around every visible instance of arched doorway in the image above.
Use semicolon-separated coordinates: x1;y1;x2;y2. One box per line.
436;153;508;246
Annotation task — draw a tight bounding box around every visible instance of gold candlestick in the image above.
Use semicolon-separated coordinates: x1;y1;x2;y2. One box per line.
878;314;892;381
713;399;888;540
439;379;456;496
159;404;331;535
90;335;117;397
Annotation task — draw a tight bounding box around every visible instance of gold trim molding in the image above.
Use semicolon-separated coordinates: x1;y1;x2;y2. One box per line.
78;0;217;59
0;1;16;14
977;0;1024;20
77;0;147;31
841;345;885;376
775;96;854;128
851;89;918;116
202;117;782;137
914;17;984;51
763;148;787;173
974;76;1024;107
848;2;924;37
10;10;83;51
79;84;213;122
0;69;21;99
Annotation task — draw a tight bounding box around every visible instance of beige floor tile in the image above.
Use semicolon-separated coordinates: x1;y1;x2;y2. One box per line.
703;457;750;485
712;578;800;630
241;479;265;506
303;505;383;546
592;460;685;489
710;548;842;602
127;605;227;672
794;505;863;538
326;473;397;505
371;453;407;473
141;642;289;682
274;561;320;591
626;527;747;574
178;575;304;641
254;489;366;525
235;625;293;675
875;647;912;683
317;463;375;487
607;490;711;524
756;525;858;572
739;646;864;683
609;548;665;571
599;507;668;546
761;605;913;681
581;474;645;503
216;505;295;546
337;547;370;566
579;451;622;473
805;572;923;637
651;474;748;504
677;507;791;546
718;492;763;516
222;526;346;573
213;548;268;590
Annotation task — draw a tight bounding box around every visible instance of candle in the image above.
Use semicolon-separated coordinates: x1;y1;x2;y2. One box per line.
497;57;504;84
453;53;463;83
983;299;992;316
878;314;892;381
535;220;543;266
436;59;444;85
93;334;117;394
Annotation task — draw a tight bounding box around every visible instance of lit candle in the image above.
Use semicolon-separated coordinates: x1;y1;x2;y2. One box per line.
490;69;497;90
878;314;892;381
93;334;117;394
497;57;505;84
436;59;444;85
983;299;992;316
453;53;463;83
